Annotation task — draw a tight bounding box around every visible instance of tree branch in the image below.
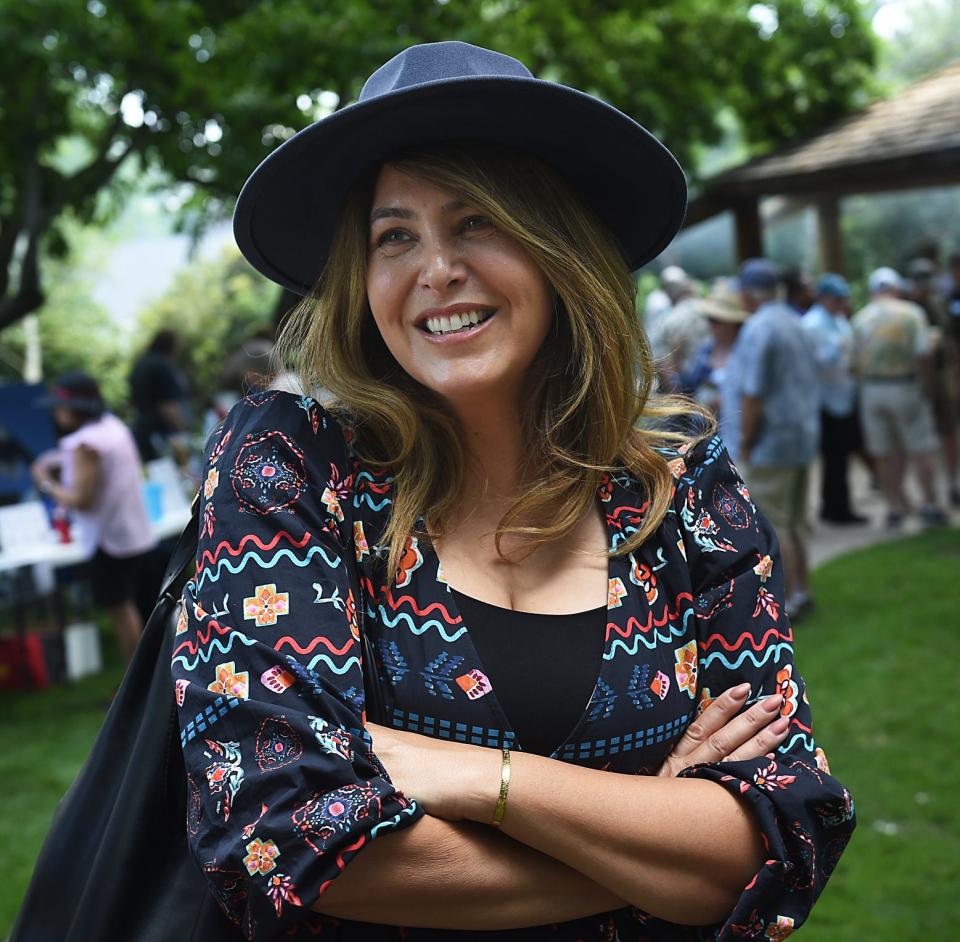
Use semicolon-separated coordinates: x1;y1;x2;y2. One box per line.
48;118;149;221
0;211;22;299
0;150;45;330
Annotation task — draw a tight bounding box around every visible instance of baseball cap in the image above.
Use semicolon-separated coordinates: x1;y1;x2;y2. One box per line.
38;370;106;414
739;258;780;291
816;273;850;299
868;267;904;294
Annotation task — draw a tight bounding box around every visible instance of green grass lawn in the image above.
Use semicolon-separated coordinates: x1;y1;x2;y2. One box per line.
796;525;960;940
0;617;125;938
1;528;958;938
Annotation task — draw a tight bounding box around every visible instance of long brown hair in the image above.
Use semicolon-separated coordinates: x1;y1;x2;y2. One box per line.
276;142;712;581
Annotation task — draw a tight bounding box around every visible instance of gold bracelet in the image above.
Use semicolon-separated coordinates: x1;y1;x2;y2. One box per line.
492;748;511;827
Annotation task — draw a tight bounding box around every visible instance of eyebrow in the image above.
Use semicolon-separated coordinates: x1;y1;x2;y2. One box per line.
369;199;469;224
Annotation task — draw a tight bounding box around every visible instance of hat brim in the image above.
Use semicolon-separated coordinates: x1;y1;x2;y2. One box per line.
234;76;687;295
700;300;748;324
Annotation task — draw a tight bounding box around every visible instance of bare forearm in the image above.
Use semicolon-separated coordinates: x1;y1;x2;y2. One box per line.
313;814;625;928
479;754;764;926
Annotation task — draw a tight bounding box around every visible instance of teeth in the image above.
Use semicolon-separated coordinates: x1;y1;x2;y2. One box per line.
423;309;493;335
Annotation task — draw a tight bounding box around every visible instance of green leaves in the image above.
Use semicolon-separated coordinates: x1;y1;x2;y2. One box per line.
0;0;876;328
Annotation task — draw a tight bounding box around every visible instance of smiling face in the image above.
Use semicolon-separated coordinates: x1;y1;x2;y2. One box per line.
365;164;554;408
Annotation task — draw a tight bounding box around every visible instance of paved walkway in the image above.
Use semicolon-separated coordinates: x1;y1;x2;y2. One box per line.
805;456;959;569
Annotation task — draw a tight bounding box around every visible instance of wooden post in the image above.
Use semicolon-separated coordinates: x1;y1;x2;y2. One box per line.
816;195;844;274
732;196;763;262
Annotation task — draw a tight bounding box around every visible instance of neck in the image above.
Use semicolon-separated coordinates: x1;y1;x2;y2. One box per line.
448;394;527;507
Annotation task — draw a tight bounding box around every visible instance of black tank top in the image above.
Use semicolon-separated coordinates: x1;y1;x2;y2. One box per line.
450;589;606;757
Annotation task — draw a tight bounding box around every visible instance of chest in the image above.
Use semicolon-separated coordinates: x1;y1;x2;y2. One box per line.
433;504;609;613
358;480;701;772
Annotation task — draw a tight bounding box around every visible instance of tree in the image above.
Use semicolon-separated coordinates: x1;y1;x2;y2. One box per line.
1;0;876;330
135;246;278;408
875;0;960;86
0;232;130;406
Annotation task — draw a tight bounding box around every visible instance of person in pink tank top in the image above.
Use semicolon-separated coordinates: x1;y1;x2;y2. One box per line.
32;371;157;662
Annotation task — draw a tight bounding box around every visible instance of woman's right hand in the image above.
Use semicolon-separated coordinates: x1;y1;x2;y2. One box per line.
656;683;789;778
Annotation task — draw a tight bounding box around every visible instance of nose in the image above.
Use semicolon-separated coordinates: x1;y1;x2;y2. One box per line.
418;236;468;294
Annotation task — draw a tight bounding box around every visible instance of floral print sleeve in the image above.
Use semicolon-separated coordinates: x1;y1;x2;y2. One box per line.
673;437;855;940
172;391;423;940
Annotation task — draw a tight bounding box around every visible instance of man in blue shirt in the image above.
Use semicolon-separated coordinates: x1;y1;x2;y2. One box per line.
801;274;867;524
721;259;819;620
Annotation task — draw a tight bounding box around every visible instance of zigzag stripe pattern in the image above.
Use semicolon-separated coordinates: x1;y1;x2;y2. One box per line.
700;641;794;671
604;607;696;659
171;631;258;671
782;732;816;753
197;530;312;569
370;802;421;838
353;492;392;511
173;618;234;657
376;605;467;643
699;625;793;653
195;545;341;591
379;589;461;624
605;592;695;642
354;470;394;486
274;635;355;656
305;653;362;675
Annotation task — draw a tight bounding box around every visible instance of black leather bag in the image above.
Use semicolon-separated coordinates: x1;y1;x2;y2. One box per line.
12;510;382;941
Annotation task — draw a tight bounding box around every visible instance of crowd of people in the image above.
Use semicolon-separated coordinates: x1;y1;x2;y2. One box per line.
645;252;960;620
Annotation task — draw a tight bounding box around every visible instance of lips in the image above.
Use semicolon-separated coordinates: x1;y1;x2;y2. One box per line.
421;308;496;335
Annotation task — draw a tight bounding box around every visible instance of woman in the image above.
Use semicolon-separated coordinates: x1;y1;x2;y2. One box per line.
174;42;853;940
32;371;156;662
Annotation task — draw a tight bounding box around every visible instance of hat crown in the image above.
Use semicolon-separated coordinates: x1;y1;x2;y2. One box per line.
360;41;532;102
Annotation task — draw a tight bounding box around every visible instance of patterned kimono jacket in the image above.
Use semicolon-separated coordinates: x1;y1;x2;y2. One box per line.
173;390;855;941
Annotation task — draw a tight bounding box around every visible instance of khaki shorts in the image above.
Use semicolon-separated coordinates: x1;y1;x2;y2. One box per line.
742;464;810;536
859;380;939;456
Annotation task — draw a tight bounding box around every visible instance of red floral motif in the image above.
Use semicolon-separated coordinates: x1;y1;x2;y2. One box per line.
266;872;302;917
321;461;354;522
395;536;424;589
204;468;220;499
696;686;716;717
243;583;290;627
753;554;773;582
345;588;358;642
208;661;250;700
629;556;659;604
597;473;614;503
751;759;797;793
753;588;781;621
764;915;796;940
674;641;698;698
202;501;215;539
242;837;280;876
776;664;799;718
607;577;627;608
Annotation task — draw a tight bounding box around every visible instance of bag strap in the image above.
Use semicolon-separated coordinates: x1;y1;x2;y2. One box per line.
161;492;385;722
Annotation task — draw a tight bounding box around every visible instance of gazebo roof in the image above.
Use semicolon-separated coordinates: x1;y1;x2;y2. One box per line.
685;61;960;226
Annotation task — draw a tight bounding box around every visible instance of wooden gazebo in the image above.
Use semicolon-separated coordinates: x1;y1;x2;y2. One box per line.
683;61;960;272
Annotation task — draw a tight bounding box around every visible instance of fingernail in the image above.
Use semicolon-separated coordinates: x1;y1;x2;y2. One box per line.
731;683;750;699
762;696;782;712
771;717;789;733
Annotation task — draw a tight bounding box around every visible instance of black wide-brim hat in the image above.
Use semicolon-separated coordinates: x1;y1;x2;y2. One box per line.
234;41;687;295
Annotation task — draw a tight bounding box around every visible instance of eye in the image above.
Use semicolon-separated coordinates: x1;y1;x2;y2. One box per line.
372;227;412;250
459;214;493;233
